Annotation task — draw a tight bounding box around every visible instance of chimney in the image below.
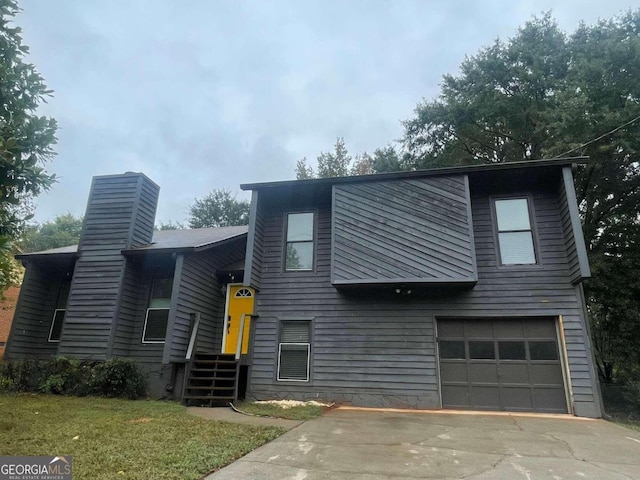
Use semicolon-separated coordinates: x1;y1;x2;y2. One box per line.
58;172;160;359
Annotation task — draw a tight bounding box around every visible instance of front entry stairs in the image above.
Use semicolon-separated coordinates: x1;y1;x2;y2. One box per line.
183;353;239;406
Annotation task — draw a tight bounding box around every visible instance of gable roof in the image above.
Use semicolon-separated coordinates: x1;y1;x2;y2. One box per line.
240;157;588;191
16;225;248;259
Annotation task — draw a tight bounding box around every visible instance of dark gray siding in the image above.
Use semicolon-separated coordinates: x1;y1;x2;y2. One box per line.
247;176;601;417
58;173;159;359
127;280;163;363
558;167;591;284
124;255;177;364
110;262;144;357
165;238;247;363
130;175;160;247
4;263;67;359
332;176;477;285
244;191;264;290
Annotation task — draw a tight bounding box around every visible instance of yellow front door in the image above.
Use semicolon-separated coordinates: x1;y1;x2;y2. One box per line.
222;284;255;355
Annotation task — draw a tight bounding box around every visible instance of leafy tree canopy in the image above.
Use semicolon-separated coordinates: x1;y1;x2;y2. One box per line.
19;213;83;253
188;189;249;228
0;0;57;291
295;138;404;179
155;221;185;231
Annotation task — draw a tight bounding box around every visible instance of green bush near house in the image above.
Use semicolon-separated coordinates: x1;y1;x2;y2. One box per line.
38;357;95;395
90;358;147;399
0;357;147;399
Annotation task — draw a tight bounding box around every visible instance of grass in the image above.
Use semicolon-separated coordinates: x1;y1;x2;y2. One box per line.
0;394;285;480
615;420;640;432
235;401;325;420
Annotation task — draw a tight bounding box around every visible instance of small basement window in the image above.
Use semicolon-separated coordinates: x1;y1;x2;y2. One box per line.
142;278;172;343
277;321;311;381
494;198;536;265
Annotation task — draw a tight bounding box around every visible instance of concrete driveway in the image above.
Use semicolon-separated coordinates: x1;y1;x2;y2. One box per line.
207;407;640;480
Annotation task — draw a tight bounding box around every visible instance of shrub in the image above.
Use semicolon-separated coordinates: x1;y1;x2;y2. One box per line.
0;374;14;392
0;357;147;399
89;358;147;399
0;359;40;392
38;356;94;395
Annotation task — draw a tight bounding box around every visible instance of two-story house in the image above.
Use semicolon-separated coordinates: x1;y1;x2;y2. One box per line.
6;158;602;417
240;158;601;418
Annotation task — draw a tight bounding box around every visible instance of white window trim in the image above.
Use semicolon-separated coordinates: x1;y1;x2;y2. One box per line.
284;211;315;272
277;342;310;382
494;197;537;266
48;309;65;343
234;287;253;298
142;307;169;344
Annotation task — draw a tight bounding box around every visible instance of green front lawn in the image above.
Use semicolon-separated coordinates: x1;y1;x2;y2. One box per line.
0;394;285;479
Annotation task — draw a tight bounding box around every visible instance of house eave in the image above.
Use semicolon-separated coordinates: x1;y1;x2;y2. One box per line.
121;232;248;256
240;157;588;191
332;277;478;289
14;251;79;261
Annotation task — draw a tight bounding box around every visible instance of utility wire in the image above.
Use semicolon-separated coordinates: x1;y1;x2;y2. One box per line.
554;114;640;158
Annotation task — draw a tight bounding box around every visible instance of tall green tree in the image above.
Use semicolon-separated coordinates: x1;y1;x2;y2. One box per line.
317;137;351;177
371;145;404;173
296;137;354;179
295;139;404;179
19;213;83;253
0;0;57;291
188;189;249;228
402;11;640;382
295;157;315;179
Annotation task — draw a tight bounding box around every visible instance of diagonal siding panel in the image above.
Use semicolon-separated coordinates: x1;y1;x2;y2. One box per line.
332;175;477;285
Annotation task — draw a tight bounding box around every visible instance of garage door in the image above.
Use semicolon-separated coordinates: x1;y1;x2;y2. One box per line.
437;318;568;413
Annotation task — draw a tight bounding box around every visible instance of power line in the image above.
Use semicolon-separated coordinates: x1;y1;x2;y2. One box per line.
554;114;640;158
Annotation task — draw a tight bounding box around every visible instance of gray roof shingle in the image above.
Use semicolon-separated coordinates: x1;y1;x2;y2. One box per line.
17;225;248;258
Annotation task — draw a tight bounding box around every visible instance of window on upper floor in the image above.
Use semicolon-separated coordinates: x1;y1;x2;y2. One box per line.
277;320;311;382
48;280;71;343
142;278;172;343
285;212;314;271
494;198;537;265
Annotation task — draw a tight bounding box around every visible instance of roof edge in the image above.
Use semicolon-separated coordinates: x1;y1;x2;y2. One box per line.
121;231;247;255
240;157;588;191
15;251;79;260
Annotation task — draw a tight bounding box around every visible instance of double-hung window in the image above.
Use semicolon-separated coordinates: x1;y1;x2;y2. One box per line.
277;321;311;381
142;278;172;343
285;212;314;271
494;198;536;265
48;280;71;342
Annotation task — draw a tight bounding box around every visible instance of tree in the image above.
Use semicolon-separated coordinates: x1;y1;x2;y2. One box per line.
155;221;185;231
401;11;640;382
317;137;351;177
19;213;83;253
188;189;250;228
371;145;404;173
350;152;374;176
0;0;58;291
295;157;315;179
295;138;405;179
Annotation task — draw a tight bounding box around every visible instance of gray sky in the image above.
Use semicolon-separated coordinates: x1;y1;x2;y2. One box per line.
18;0;637;225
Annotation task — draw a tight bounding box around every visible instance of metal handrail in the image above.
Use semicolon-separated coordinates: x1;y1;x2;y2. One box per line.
185;312;200;361
235;314;246;360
